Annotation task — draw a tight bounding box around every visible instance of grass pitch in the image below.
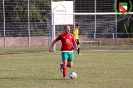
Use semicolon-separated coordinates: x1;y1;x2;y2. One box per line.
0;45;133;88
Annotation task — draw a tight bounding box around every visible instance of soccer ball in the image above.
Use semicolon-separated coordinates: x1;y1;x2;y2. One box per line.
69;72;77;79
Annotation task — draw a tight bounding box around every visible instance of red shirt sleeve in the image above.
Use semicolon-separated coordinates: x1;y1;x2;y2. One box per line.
55;35;61;41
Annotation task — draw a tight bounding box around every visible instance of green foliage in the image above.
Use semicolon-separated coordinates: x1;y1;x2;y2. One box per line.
0;0;51;37
1;0;51;22
29;0;51;22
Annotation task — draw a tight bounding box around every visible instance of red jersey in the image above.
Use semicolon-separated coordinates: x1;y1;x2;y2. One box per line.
56;33;75;52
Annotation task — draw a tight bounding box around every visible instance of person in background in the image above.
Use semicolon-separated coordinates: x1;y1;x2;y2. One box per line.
73;23;81;55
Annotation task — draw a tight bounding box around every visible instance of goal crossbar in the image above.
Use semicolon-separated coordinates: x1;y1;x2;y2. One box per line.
54;12;133;15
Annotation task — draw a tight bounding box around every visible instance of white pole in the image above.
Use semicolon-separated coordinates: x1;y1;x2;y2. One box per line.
115;14;117;44
112;33;114;39
28;0;30;47
51;0;56;51
94;0;96;40
3;0;6;48
73;0;75;28
94;33;96;39
52;13;56;52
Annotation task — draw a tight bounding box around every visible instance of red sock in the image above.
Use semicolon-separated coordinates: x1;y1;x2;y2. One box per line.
63;66;66;77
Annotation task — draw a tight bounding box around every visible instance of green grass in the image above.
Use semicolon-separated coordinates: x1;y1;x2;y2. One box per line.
0;45;133;88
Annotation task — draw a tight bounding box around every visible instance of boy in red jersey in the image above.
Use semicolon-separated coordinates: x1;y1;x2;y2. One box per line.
49;25;78;80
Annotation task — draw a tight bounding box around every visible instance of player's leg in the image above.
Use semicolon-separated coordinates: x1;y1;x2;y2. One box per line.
67;61;73;67
62;60;67;80
61;52;68;80
66;52;74;67
77;44;80;54
60;52;74;80
76;39;80;54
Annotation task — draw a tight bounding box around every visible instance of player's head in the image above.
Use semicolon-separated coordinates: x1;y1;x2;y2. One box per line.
64;25;70;34
76;23;80;28
76;23;80;26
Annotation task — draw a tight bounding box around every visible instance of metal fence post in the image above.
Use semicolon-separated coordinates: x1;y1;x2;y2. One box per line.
3;0;6;48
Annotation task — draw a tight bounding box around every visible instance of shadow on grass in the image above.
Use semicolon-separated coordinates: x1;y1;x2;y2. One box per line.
0;76;71;81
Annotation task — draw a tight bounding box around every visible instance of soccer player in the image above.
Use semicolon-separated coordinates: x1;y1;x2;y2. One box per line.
73;23;80;54
49;25;78;80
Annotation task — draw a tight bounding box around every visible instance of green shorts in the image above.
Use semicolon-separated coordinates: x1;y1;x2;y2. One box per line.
61;52;74;62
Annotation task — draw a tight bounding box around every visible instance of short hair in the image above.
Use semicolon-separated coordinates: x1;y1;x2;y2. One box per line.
64;25;69;29
76;23;80;26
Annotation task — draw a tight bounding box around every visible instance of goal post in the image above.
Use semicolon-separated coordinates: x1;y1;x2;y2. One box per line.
54;12;133;15
52;12;133;51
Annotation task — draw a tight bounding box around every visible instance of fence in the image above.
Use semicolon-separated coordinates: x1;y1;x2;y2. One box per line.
0;0;51;47
0;0;133;48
